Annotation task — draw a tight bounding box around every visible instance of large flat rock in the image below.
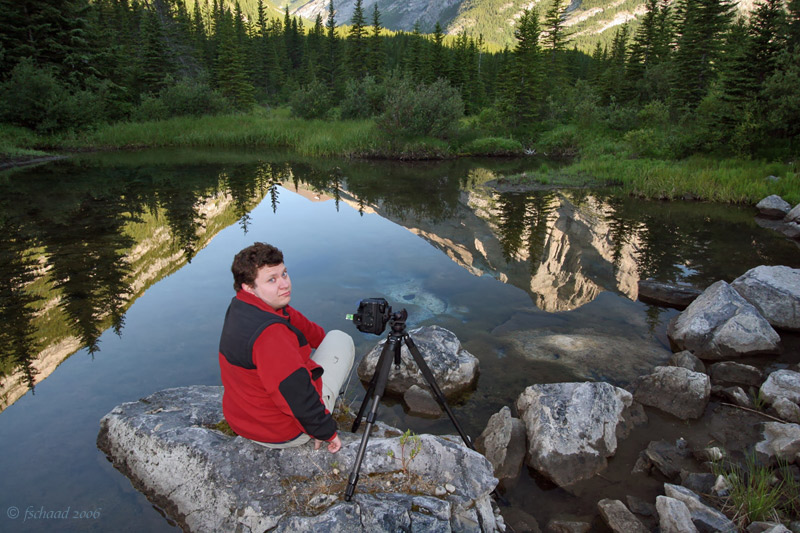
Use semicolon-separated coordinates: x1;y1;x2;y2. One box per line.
97;386;498;532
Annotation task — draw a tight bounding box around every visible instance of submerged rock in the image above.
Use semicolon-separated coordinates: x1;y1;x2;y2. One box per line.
493;321;672;385
637;279;702;309
667;280;781;360
357;325;479;400
515;382;636;487
708;361;763;388
97;386;498;533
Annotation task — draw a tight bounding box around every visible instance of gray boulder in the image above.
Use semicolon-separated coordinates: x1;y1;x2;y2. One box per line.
786;203;800;223
97;386;498;533
474;406;526;486
597;499;648;533
404;385;443;417
760;369;800;405
781;222;800;239
639;439;693;480
714;386;755;409
637;279;703;309
773;397;800;423
656;496;697;533
515;382;635;487
732;265;800;331
663;484;737;533
357;325;479;399
669;350;706;373
667;280;781;360
756;195;792;218
755;422;800;463
633;366;710;420
709;361;763;388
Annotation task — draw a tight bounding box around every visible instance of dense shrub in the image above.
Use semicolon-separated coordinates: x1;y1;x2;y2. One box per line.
606;103;639;131
623;128;676;159
637;101;670;128
461;137;524;156
0;59;103;132
536;124;581;156
132;78;229;121
340;75;386;119
566;80;602;128
289;79;331;120
377;77;464;139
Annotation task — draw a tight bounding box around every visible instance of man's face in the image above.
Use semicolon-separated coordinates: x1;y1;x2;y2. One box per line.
243;263;292;309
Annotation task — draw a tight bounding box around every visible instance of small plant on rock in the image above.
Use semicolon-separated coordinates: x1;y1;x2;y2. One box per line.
713;451;800;528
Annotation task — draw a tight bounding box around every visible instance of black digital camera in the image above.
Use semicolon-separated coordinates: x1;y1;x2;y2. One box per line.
349;298;393;335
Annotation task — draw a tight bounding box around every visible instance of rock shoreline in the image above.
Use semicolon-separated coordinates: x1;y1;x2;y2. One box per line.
98;262;800;532
475;263;800;532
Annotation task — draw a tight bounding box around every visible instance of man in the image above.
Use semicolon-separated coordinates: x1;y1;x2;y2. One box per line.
218;242;354;453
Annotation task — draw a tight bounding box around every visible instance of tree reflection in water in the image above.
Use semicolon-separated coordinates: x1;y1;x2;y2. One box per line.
1;152;798;412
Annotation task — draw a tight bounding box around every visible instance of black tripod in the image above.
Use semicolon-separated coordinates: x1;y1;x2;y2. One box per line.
344;309;475;501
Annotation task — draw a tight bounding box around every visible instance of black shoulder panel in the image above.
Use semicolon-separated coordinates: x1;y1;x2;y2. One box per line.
219;298;308;369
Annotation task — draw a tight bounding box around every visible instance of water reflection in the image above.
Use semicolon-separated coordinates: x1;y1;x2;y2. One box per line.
1;151;798;413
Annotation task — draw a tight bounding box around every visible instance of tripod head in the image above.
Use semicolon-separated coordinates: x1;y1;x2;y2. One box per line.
387;308;408;335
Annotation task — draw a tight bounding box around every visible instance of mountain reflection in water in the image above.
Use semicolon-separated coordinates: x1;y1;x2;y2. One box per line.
2;150;800;532
1;151;799;414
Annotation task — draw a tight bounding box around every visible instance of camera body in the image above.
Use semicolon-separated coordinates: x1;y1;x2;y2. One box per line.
351;298;392;335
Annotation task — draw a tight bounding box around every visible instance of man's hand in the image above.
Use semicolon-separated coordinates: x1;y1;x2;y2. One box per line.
313;434;342;453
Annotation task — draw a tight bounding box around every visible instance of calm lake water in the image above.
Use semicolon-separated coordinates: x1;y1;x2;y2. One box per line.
1;149;798;531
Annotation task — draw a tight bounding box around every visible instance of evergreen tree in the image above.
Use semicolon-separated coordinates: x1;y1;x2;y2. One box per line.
347;0;368;79
715;18;757;139
367;3;385;79
599;24;629;102
431;22;448;82
543;0;570;85
747;0;787;87
0;0;98;83
672;0;735;107
321;0;341;96
627;0;674;102
214;6;254;109
137;8;172;94
504;8;544;126
788;0;800;50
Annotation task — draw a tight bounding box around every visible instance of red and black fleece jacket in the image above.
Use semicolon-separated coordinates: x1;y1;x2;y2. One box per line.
218;290;336;444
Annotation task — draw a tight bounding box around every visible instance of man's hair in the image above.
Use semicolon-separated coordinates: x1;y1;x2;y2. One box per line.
231;242;284;291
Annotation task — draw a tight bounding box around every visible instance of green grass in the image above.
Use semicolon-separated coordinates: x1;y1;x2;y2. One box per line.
713;452;800;528
0;124;49;162
60;107;382;157
3;109;799;205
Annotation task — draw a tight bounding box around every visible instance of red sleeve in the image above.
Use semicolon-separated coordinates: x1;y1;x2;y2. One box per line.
286;307;325;349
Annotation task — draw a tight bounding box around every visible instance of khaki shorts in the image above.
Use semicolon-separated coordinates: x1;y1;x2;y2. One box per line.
254;330;354;449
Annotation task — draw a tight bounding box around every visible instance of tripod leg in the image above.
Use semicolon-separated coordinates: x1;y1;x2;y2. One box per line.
351;339;393;432
403;335;475;449
345;335;400;501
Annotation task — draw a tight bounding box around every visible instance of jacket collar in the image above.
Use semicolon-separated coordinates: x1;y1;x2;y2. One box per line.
235;290;290;316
